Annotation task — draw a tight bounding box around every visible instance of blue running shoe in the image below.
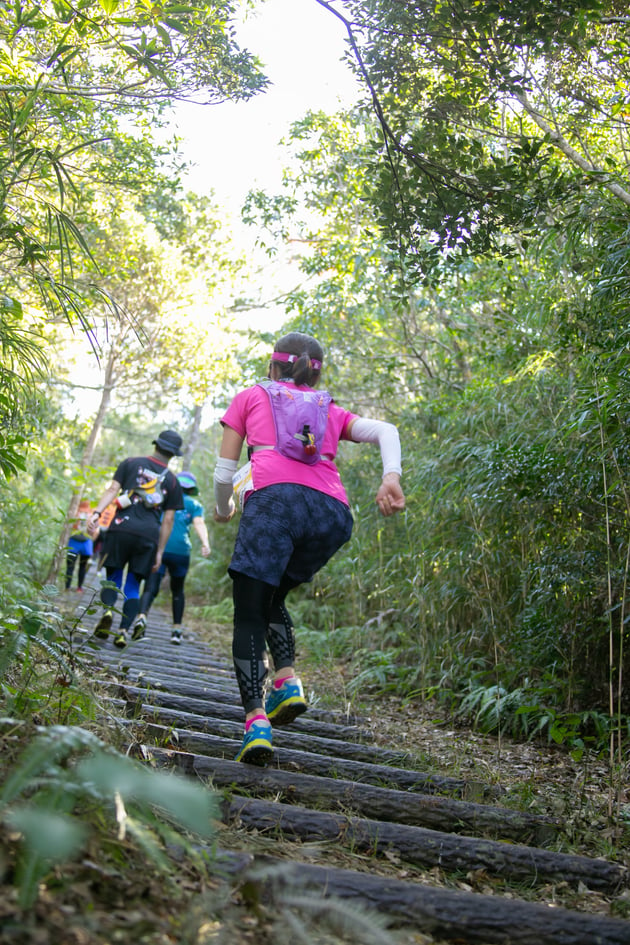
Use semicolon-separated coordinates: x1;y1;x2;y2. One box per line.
265;677;307;726
235;719;273;765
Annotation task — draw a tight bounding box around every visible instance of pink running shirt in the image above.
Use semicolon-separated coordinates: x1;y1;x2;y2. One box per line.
221;383;358;506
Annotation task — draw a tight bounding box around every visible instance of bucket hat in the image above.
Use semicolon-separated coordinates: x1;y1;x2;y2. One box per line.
177;471;199;495
152;429;183;457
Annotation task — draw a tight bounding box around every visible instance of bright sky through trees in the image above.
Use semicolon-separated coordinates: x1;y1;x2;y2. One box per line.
173;0;361;213
166;0;362;337
67;0;362;421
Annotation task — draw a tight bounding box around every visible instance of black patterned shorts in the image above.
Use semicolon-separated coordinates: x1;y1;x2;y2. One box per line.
229;483;354;587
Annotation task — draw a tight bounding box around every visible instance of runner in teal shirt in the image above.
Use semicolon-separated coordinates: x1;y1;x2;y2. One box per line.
131;472;210;644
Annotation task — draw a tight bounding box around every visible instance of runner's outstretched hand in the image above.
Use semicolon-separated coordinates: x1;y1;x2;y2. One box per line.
376;473;405;517
214;504;236;524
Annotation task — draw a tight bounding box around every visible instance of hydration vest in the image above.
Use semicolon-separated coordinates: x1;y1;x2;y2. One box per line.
257;379;332;465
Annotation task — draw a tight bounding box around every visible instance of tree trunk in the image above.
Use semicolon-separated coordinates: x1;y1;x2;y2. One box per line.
46;351;116;583
182;402;204;468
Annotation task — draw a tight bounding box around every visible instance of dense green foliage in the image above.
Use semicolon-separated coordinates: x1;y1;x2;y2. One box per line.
0;0;264;474
240;0;630;755
323;0;630;276
2;0;630;777
0;584;217;909
0;0;259;911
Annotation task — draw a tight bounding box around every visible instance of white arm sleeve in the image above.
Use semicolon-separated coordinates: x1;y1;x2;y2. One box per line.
349;418;402;477
213;457;238;516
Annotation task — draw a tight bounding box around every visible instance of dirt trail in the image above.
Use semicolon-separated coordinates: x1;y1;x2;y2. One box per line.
72;586;630;945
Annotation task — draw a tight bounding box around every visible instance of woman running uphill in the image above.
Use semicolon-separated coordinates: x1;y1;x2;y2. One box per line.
213;332;405;765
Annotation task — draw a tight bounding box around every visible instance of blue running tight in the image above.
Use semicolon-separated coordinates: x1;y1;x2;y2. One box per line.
101;567;143;630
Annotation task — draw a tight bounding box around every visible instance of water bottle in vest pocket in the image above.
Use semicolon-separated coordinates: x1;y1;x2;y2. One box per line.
258;380;332;465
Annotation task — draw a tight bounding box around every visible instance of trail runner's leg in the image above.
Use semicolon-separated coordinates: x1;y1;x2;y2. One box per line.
231;572;275;764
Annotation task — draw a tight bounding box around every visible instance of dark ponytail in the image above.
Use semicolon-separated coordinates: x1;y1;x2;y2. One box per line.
273;332;323;387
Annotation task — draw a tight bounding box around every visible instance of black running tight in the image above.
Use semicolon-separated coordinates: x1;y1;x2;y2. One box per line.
65;551;90;590
140;572;186;624
231;571;300;713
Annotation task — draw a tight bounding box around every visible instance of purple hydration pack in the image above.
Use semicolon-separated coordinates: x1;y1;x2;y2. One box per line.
258;380;332;465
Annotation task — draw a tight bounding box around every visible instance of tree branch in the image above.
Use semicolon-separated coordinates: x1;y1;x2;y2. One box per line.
314;0;481;203
514;89;630;207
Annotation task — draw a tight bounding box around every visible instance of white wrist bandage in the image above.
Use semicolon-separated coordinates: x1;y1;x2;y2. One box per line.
349;418;402;476
214;457;238;516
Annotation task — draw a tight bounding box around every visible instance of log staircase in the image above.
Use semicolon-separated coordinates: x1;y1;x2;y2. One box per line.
71;586;630;945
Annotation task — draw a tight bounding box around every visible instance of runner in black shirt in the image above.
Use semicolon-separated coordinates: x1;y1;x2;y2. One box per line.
87;430;185;648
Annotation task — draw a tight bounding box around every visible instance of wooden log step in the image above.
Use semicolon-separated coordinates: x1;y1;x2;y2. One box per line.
90;645;233;674
123;719;479;796
95;660;232;683
74;615;226;653
97;666;238;698
77;645;232;679
120;675;227;701
224;796;627;892
126;651;233;673
101;669;365;727
109;683;375;742
107;697;407;766
148;746;560;844
109;662;367;727
211;848;630;945
102;664;240;695
126;637;231;662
